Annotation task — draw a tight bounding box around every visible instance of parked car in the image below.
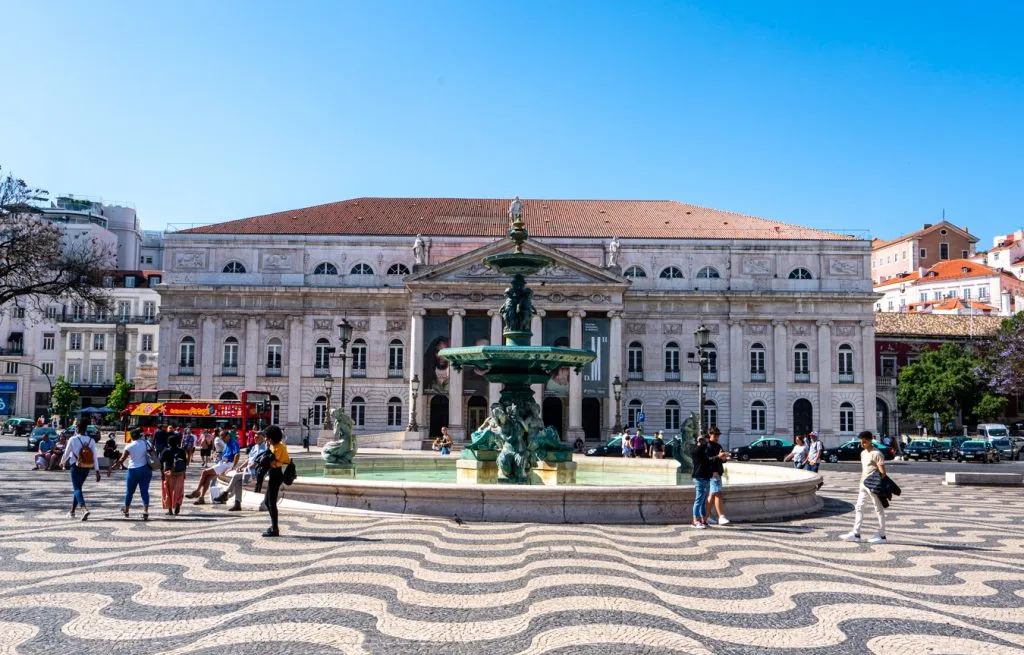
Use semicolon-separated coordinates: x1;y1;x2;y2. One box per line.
823;439;894;464
59;425;101;441
26;427;58;452
932;439;955;460
989;437;1020;461
2;417;35;437
585;435;655;457
730;437;794;462
956;440;1000;463
950;436;971;449
905;439;937;461
1011;436;1024;452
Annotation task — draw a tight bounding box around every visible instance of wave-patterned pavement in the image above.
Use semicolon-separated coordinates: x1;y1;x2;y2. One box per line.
0;453;1022;655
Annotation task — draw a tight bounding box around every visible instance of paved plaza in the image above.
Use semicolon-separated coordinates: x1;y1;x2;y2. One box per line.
1;446;1022;655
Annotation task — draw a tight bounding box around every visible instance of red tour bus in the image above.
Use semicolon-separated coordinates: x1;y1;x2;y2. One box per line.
122;389;272;438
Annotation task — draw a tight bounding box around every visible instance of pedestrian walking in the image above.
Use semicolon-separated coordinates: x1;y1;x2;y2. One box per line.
263;425;290;537
153;424;169;457
198;430;213;467
182;425;196;464
705;427;730;525
841;431;888;544
109;429;154;520
160;434;188;516
630;429;647;458
806;431;824;472
784;435;808;469
60;420;101;520
651;432;665;459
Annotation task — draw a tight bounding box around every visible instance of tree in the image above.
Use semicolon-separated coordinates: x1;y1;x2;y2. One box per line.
50;375;80;426
897;343;1005;428
981;313;1024;396
0;167;113;312
105;373;133;424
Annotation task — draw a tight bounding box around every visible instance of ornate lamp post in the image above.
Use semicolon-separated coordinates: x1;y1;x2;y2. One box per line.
694;323;711;438
612;375;624;435
323;374;334;430
408;374;421;431
337;319;353;422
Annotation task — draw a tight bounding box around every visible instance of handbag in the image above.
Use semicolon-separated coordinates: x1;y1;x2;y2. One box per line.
146;444;160;471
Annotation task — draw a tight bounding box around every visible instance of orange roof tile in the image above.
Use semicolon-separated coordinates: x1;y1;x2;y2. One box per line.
915;259;1003;282
182;197;855;241
875;272;921;288
909;298;997;312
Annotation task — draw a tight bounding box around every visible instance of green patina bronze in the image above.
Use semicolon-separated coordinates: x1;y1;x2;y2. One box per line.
442;198;596;484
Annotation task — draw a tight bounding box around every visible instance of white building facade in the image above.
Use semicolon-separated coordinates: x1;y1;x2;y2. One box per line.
157;198;878;449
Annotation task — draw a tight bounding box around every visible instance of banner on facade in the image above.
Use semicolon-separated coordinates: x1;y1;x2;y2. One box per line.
463;316;491;396
583;317;609;398
0;380;16;416
423;316;450;395
542;317;570;397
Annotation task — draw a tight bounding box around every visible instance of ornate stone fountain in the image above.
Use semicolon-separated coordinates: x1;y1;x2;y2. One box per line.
439;198;597;485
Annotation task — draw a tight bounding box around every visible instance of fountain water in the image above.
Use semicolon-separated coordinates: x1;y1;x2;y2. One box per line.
438;198;597;484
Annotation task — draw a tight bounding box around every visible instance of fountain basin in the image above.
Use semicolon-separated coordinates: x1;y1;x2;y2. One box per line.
441;345;597;380
280;456;823;524
482;252;554;275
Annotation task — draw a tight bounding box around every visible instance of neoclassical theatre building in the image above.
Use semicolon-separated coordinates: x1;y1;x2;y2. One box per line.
157;198;877;448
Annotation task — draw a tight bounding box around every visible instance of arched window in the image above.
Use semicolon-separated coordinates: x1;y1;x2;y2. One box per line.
750;342;766;381
266;337;283;375
794;343;810;380
219;391;238;401
665;399;680;431
627;399;643;429
313;395;327;427
351;396;366;427
351;338;367;376
623;265;647;278
659;266;683;279
268;394;281;425
838;344;854;382
789;268;813;280
222;337;238;375
839;402;855;433
313;262;338;275
387;396;403;428
314;338;332;376
697;266;720;279
702;343;718;381
388;339;404;376
223;261;246;273
350;263;374;275
750;400;767;433
664;341;680;379
387;263;411;276
178;336;195;371
703;400;718;432
627;341;644;380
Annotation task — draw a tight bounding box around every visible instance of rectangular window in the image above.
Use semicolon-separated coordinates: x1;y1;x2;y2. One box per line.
838;351;854;376
67;363;81;383
750;406;766;432
92;334;105;350
940;243;949;260
962;250;968;259
69;333;83;351
5;361;17;374
794;350;810;375
42;333;55;350
880;356;897;378
14;307;25;318
90;363;105;384
840;407;855;432
665;404;680;430
919;292;927;303
141;334;154;352
388;343;404;372
963;288;972;300
920;248;927;258
351;403;365;427
933;292;942;301
902;251;907;260
41;362;54;376
887;301;894;310
145;256;153;264
979;287;988;299
143;301;156;319
124;276;135;288
117;301;131;319
73;303;86;320
45;306;58;320
664;348;680;373
351;344;367;371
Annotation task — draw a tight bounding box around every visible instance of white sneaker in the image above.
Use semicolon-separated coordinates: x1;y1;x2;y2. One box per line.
717;516;730;525
706;517;717;525
868;535;886;544
840;531;861;542
692;522;707;530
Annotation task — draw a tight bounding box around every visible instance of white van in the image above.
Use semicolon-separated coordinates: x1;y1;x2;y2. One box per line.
976;424;1010;440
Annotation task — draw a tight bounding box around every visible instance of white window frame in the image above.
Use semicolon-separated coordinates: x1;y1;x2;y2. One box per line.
750;401;767;433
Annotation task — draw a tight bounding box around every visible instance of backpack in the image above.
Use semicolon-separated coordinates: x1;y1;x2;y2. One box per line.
282;461;297;485
172;449;187;473
75;436;95;469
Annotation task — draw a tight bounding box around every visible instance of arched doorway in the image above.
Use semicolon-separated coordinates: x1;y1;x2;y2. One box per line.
581;398;601;442
429;395;449;439
876;398;890;437
543;397;564;438
793;399;813;437
467;395;488;434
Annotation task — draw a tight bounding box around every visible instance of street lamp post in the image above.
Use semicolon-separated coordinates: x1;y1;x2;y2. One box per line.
337;319;353;423
407;374;421;431
611;375;624;435
694;323;711;438
323;374;334;430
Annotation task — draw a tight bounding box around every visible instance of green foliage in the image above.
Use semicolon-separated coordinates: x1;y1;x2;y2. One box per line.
973;393;1007;422
50;376;80;422
105;373;132;414
896;343;999;427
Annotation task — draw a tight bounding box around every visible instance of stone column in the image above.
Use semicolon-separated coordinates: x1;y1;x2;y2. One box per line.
199;317;215;399
607;311;623;437
772;320;788;436
286;316;303;426
487;309;502;406
817;320;833;439
157;315;171;389
408;309;425;432
727;319;744;450
244;318;259;390
567;310;586;442
861;320;878;433
530;309;545;409
447;308;465;440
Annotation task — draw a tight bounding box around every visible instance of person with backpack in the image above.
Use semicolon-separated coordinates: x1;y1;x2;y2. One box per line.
160;433;189;516
262;425;290;537
60;420;101;520
109;429;155;520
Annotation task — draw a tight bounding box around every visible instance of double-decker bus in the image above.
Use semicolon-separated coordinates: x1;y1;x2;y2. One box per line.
122;389;272;438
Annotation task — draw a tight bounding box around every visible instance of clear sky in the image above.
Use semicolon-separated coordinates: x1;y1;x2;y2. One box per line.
2;1;1021;244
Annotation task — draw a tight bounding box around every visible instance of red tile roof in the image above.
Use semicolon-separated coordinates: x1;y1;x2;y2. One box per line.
875;272;921;288
908;298;997;312
917;259;1002;282
871;220;977;250
874;312;1002;337
182;198;856;241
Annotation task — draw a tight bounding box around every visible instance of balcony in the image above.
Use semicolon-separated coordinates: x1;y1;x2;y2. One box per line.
627;370;644;381
313;367;330;378
388;368;404;378
351;368;367;378
664;370;681;381
221;366;238;376
877;375;895;388
750;371;767;382
178;366;194;376
702;371;718;382
795;372;810;383
266;367;282;377
838;373;855;383
58;313;160;325
0;346;24;356
70;380;114;388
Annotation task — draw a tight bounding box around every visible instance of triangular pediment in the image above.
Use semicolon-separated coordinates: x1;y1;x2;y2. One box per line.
407;239;629;287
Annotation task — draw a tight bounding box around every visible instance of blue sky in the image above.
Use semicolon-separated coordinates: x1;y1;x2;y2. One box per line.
2;1;1021;243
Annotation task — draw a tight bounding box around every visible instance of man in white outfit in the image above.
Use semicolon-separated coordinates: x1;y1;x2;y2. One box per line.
841;431;887;544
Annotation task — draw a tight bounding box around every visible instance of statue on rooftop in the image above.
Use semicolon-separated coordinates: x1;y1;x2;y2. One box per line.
412;234;426;266
607;236;621;268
